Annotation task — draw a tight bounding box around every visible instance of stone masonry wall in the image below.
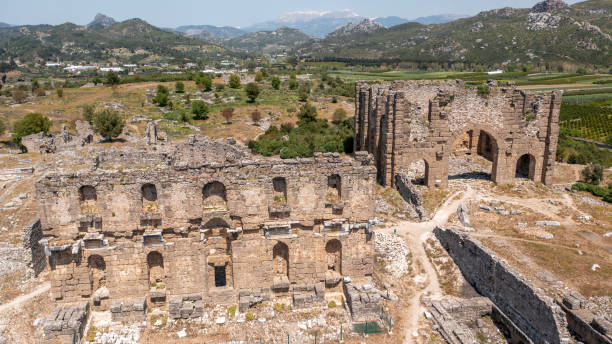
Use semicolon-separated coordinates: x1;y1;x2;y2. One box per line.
36;136;378;314
434;226;571;344
355;80;562;188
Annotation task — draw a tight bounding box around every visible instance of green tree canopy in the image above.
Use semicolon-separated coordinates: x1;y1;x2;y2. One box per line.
245;83;260;103
255;71;264;82
175;81;185;93
271;77;281;90
191;100;210;120
105;71;120;85
12;113;51;151
92;110;125;141
195;73;212;91
229;74;241;89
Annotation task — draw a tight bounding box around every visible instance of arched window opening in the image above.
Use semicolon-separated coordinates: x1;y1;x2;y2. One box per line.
214;266;227;287
273;242;289;278
450;130;498;181
79;186;98;215
272;177;287;204
141;184;158;213
88;255;106;292
327;174;342;202
325;240;342;274
147;251;165;289
203;182;227;211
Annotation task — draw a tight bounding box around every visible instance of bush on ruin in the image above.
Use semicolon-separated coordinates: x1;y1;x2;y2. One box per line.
12;113;51;151
581;163;604;185
92;110;125;141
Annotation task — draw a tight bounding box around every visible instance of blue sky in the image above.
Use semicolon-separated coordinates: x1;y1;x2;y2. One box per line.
1;0;583;27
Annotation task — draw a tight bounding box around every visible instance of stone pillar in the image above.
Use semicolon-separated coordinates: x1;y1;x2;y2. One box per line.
144;122;158;145
541;91;562;185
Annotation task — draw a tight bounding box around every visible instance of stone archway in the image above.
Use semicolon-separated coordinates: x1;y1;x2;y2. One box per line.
515;154;536;180
273;242;289;278
446;124;503;184
203;181;227;211
325;240;342;274
147;251;165;288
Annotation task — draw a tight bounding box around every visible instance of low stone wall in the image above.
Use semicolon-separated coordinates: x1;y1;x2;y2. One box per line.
434;227;571;344
169;294;204;319
110;297;147;322
293;283;325;309
395;173;426;220
343;282;381;322
21;219;46;276
559;293;612;344
43;302;89;344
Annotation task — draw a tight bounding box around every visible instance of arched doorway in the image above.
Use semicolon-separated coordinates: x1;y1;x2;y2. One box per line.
141;183;158;213
88;255;106;292
515;154;536;180
273;242;289;278
79;185;98;214
403;159;430;186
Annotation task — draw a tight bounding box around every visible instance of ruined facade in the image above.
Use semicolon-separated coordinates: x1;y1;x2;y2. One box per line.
36;136;378;320
354;80;562;187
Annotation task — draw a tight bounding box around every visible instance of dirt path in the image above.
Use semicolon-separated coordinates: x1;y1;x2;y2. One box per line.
0;281;50;313
382;186;474;343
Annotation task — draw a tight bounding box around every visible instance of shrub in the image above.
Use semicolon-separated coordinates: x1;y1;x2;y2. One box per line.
33;88;46;97
477;84;490;97
246;312;255;321
92;76;102;85
82;104;96;124
191;101;210;120
153;92;169;107
331;97;338;103
175;81;185;93
332;108;347;123
56;88;63;98
195;73;212;91
12;113;51;150
245;82;260;103
271;77;281;90
581;163;604;185
105;71;120;85
273;303;285;312
0;118;7;137
215;83;225;91
92;110;125;141
12;88;27;103
222;108;234;123
251;110;262;124
572;182;611;203
229;74;241;89
328;301;337;308
227;305;237;318
255;71;264;82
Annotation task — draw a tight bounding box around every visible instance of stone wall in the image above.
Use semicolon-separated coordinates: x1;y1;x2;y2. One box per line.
395;173;426;220
355;81;562;188
36;136;378;317
21;219;46;276
42;302;89;344
434;226;571;344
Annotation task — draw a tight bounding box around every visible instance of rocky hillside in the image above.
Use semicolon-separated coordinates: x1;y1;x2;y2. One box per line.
0;18;221;63
175;25;246;42
327;19;384;38
224;27;315;54
87;13;117;30
297;0;612;66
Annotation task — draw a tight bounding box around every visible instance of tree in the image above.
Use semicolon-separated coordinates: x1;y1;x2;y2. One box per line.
92;110;125;141
92;76;102;85
255;71;264;82
332;108;347;124
297;103;317;123
581;163;604;185
271;77;281;90
298;84;310;102
33;88;46;97
153;85;169;107
195;73;212;91
229;74;241;89
191;101;210;120
12;89;27;104
289;78;298;90
56;89;64;98
105;71;120;86
82;104;96;124
175;81;185;93
251;110;262;125
245;83;260;103
0;118;7;137
222;108;234;123
31;80;40;90
12;113;51;151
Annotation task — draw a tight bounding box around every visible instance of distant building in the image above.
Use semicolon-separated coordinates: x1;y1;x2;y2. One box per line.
64;65;96;72
487;70;504;75
100;67;124;73
45;62;61;67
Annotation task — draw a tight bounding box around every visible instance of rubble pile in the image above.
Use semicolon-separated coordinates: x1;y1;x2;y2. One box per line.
374;231;410;278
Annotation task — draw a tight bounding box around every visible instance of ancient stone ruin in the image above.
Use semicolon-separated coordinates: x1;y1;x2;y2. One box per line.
354;80;562;188
36;136;380;341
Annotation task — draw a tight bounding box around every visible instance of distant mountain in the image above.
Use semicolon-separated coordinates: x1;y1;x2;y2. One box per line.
412;14;469;24
328;19;384;38
224;27;315;54
374;17;409;28
0;18;222;63
244;10;362;38
175;25;246;42
297;0;612;66
0;23;11;28
87;13;117;29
